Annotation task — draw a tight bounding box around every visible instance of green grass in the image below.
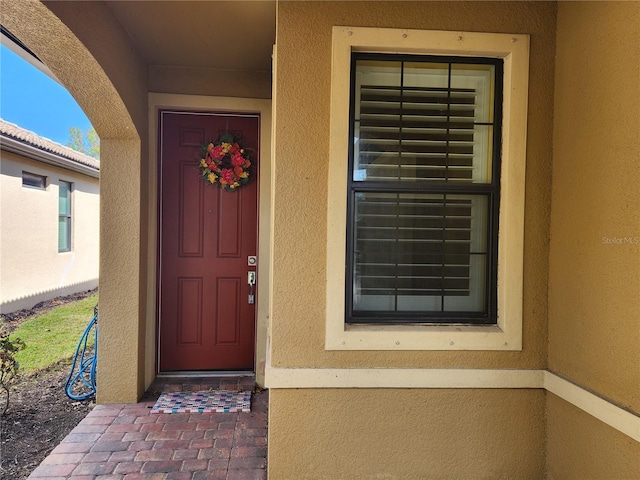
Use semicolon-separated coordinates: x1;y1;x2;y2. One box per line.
10;294;98;375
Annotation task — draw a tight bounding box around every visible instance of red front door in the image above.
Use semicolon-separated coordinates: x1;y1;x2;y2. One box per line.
159;111;259;371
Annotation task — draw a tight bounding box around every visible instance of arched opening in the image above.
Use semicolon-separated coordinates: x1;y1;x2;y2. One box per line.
1;0;148;402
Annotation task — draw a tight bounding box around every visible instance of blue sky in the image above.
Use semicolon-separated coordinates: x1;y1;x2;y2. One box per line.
0;44;93;146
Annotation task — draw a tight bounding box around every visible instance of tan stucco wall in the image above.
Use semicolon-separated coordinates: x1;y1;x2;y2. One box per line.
548;1;640;413
269;388;546;479
547;2;640;476
1;0;150;402
149;65;272;100
546;394;640;480
269;1;556;477
271;0;555;369
41;1;149;138
99;138;146;403
0;152;99;313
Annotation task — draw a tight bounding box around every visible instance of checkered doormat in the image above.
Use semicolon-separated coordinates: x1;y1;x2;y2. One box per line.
150;390;252;414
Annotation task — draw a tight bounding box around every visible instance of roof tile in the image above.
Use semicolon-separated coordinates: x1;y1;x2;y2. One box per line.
0;118;100;171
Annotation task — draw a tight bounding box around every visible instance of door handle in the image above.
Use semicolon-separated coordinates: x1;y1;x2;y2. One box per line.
247;271;256;304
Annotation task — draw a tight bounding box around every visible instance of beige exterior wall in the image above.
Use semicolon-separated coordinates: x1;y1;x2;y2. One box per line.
547;1;640;476
546;394;640;480
270;389;546;479
270;1;555;371
149;65;271;100
268;1;556;477
0;152;99;313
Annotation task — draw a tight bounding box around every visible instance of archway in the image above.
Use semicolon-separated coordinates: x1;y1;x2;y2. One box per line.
1;0;148;402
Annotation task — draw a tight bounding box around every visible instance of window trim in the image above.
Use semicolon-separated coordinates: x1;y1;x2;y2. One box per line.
326;27;529;350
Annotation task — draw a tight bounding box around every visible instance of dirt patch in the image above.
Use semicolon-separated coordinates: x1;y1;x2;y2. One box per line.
0;289;98;479
0;365;95;479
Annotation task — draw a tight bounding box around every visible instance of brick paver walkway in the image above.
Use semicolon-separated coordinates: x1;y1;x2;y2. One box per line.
28;376;267;480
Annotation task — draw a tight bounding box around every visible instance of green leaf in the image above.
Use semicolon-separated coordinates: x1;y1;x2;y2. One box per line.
220;133;234;143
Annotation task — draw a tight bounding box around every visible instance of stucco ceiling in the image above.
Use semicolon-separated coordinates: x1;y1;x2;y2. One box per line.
105;1;276;72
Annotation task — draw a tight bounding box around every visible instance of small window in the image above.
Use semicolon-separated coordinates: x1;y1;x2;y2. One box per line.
22;171;47;189
347;54;502;325
58;181;72;252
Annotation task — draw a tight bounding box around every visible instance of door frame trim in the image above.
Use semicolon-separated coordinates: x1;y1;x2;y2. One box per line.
148;93;272;389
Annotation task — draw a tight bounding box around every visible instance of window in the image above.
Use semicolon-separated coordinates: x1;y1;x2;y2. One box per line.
326;27;529;350
58;181;72;252
347;54;502;325
22;171;47;189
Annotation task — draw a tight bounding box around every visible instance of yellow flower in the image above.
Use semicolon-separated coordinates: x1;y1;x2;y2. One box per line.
233;182;240;187
200;159;208;168
240;172;248;179
207;173;217;184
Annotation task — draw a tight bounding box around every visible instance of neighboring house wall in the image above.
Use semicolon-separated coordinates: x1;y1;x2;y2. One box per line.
0;122;100;313
547;3;640;478
267;2;555;478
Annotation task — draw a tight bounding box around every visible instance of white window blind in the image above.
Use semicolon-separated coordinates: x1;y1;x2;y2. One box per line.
348;55;501;324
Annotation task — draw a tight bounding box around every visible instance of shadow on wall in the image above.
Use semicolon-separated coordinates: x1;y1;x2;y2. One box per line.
0;279;98;314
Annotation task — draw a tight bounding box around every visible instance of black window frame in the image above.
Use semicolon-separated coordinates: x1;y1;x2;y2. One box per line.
345;53;504;325
22;171;47;189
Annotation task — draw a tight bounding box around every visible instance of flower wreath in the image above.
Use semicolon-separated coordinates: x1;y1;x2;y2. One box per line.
198;133;251;191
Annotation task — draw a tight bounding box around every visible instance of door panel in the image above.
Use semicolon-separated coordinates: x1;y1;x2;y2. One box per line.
159;111;259;371
216;278;241;344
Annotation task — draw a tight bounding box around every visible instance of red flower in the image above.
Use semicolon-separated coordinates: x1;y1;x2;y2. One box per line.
211;145;224;160
221;169;234;184
232;153;245;167
234;166;243;177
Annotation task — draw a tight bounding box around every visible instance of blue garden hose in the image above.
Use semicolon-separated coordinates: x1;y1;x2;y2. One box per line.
64;305;98;401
